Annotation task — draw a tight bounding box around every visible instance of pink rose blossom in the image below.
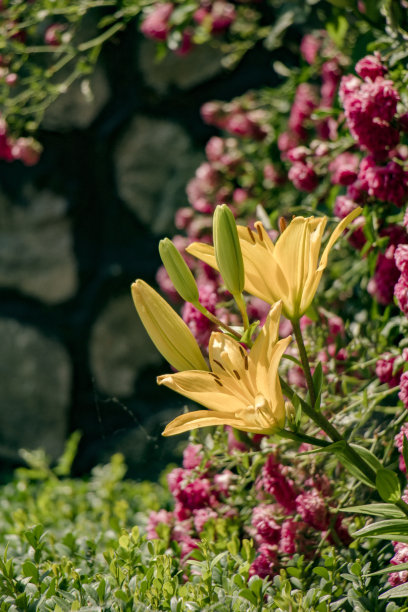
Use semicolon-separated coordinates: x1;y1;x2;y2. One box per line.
295;490;329;530
329;152;359;186
300;33;321;65
147;509;173;539
399;372;408;410
182;444;203;470
389;541;408;586
355;54;386;81
251;504;281;545
140;3;173;41
376;354;402;388
288;162;318;192
193;507;218;533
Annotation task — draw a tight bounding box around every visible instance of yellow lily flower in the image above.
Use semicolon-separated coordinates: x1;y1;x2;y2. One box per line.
186;208;362;321
159;301;291;436
131;279;208;372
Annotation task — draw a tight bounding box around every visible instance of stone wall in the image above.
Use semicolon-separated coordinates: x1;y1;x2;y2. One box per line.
0;25;278;479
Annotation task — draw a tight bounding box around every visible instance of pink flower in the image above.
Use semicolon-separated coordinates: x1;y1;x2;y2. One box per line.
140;3;173;41
251;505;281;545
44;24;66;46
193;507;218;533
249;544;278;579
288;162;318;192
147;509;173;539
376;354;402;388
340;76;400;156
194;1;236;33
295;490;329;530
279;519;308;555
182;280;219;347
278;131;300;154
182;444;203;469
329;152;359;186
399;372;408;410
389;541;408;586
300;34;321;65
261;456;298;513
288;83;318;139
177;477;216;511
213;470;234;496
368;226;407;305
395;274;408;315
358;155;408;207
395;244;408;275
355;54;386;81
321;59;342;107
394;423;408;472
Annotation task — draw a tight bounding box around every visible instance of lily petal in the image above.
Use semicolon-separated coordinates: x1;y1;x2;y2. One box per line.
157;371;247;413
162;410;250;436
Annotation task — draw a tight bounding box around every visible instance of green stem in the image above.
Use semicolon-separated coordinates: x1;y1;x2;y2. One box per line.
195;303;241;340
234;293;249;331
280;377;377;485
292;318;316;407
277;429;331;449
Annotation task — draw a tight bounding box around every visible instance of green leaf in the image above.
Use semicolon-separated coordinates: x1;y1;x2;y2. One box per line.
312;362;323;410
402;435;408;474
366;562;408;577
239;588;258;605
379;583;408;599
341;503;405;519
22;560;39;583
352;518;408;542
376;468;401;503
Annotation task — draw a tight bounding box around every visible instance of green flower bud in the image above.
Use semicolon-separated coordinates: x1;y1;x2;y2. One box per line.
159;238;199;304
213;204;245;297
131;280;208;372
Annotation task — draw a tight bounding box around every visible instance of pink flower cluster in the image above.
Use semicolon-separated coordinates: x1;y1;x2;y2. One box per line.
394;424;408;472
201;100;269;140
368;225;408;305
140;0;240;55
249;454;350;578
147;443;237;560
339;65;400;158
281;33;348;192
388;486;408;586
0;119;41;165
395;242;408;316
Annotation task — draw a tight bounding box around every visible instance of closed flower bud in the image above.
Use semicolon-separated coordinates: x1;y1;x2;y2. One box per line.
159;238;199;304
213;204;245;296
131;279;208;372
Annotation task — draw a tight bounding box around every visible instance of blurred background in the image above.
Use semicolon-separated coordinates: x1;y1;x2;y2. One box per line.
0;15;286;479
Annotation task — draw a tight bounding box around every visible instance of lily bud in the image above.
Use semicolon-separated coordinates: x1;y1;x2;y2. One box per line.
131;279;208;371
213;204;245;297
159;238;199;304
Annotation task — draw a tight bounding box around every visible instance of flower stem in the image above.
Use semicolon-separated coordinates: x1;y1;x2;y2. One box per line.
292;318;316;408
195;303;241;340
280;377;377;485
277;429;331;448
234;293;250;331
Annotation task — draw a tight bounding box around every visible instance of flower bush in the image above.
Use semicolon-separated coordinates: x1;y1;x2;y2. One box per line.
5;0;408;609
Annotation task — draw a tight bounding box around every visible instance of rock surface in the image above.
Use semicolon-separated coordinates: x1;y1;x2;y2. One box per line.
90;294;162;398
42;64;110;131
0;318;71;461
115;115;203;235
138;38;224;95
0;188;78;304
